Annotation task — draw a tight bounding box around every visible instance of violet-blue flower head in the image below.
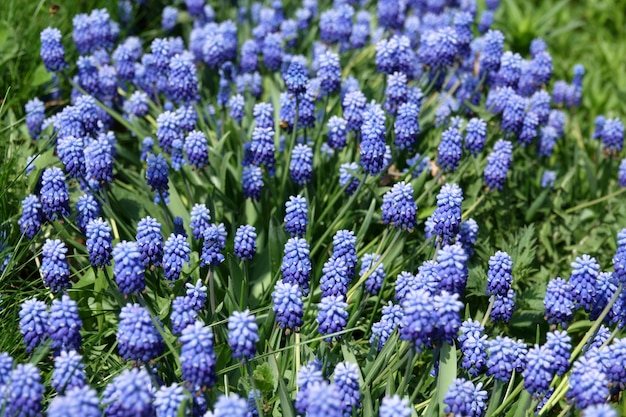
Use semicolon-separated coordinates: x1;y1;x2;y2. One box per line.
443;378;488;417
228;309;259;360
52;350;85;393
40;167;70;221
117;303;164;363
459;319;487;377
184;130;209;169
381;181;417;231
431;183;463;245
102;368;155;417
163;234;190;281
570;254;599;313
272;279;304;330
394;102;420;151
486;336;527;382
360;102;387;175
146;153;170;204
41;27;68;72
544;277;575;327
19;298;49;353
284;195;308;237
113;241;145;295
317;295;349;340
49;294;82;354
180;321;217;390
86;218;113;268
281;237;311;295
19;195;43;239
438;127;463;173
234;225;257;261
41;239;71;293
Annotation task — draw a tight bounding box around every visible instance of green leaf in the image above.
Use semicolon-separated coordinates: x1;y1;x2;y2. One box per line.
437;342;457;416
253;362;275;392
30;64;52;87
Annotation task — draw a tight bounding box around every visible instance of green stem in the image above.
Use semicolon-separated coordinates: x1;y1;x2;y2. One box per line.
462;193;486;220
564;187;626;214
245;361;265;417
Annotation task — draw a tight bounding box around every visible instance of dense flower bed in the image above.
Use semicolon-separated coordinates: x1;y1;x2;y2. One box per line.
4;0;625;416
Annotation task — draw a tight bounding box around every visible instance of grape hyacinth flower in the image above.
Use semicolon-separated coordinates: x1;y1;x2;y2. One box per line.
360;102;387;175
593;115;606;139
545;330;571;376
113;241;145;295
136;217;163;267
384;72;408;115
394;102;420;151
213;394;249;417
484;140;513;190
156;111;182;152
171;295;197;336
601;118;624;154
155;384;188;417
40;167;70;220
242;165;264;200
379;395;411;417
163;234;191;281
200;223;226;267
19;298;49;353
146;153;170;204
57;136;85;179
343;90;367;132
581;404;618;417
25;98;46;139
250;126;276;174
102;368;155;417
486;336;527;382
339;162;360;195
229;94;245;123
360;253;385;295
190;204;211;240
4;364;44;417
295;362;324;414
490;288;516;323
371;302;403;350
75;195;101;231
180;321;217;391
317;295;349;341
168;52;199;104
333;362;361;416
228;309;259;360
381;182;417;231
18;195;43;239
48;294;82;354
86;218;113;268
438;127;463;173
570;254;599;313
184;130;209;169
443;378;488;417
431;183;463;245
52;350;86;393
234;225;257;260
41;239;71;293
458;319;487;377
284;195;308;237
281;237;312;295
290;144;313;186
48;386;100;417
487;251;513;296
523;345;555;396
457;219;479;257
544;277;575;327
117;303;164;363
465;118;487;156
306;382;344;417
40;27;68;72
567;356;609;410
327;116;348;150
272;279;304;330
